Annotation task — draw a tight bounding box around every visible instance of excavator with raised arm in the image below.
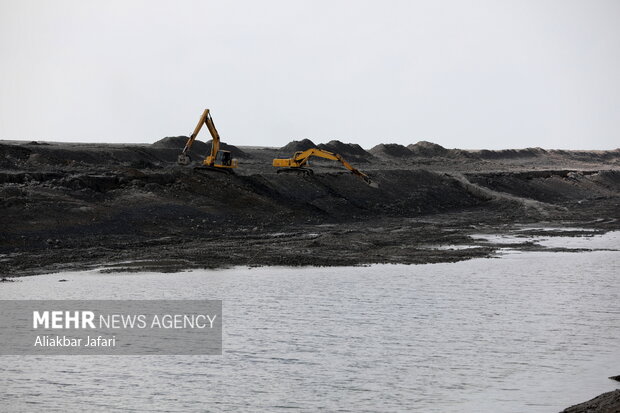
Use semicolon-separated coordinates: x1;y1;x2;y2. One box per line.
177;109;238;171
273;148;376;186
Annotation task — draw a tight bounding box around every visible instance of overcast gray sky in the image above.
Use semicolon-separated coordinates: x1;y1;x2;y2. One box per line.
1;0;618;149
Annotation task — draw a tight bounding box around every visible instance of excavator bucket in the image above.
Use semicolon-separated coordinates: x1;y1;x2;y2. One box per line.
177;153;191;165
355;172;378;187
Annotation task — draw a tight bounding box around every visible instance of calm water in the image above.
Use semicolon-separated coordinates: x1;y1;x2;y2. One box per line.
1;232;619;412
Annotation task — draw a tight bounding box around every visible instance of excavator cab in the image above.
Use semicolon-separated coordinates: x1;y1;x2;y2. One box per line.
204;149;237;168
214;150;234;167
177;153;191;165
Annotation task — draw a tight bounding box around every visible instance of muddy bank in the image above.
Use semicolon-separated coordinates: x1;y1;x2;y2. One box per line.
0;139;619;276
561;389;620;413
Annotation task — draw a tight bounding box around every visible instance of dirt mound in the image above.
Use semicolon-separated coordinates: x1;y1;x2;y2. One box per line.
151;136;248;159
473;147;547;160
407;141;449;157
369;143;413;158
153;136;210;153
279;139;317;153
0;143;32;168
202;140;249;158
317;140;372;160
561;389;620;413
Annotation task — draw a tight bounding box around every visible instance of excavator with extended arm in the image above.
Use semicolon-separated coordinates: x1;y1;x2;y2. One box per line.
177;109;238;170
273;148;375;186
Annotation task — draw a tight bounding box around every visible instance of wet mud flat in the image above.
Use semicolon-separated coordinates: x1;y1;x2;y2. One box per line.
0;139;619;277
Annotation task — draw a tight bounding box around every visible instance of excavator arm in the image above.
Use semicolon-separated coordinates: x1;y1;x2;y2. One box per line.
273;148;373;185
178;109;209;165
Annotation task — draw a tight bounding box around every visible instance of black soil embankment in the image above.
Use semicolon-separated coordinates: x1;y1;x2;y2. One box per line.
561;390;620;413
472;147;548;160
466;170;619;204
1;139;619;276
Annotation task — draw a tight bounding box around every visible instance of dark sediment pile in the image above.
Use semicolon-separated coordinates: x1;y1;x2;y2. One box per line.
561;389;620;413
153;136;249;159
152;136;209;151
317;140;373;161
369;143;413;157
279;139;317;153
407;141;450;157
203;139;248;159
277;139;372;163
472;147;548;160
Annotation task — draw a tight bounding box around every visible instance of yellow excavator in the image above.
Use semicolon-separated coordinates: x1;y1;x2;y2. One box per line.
177;109;238;170
273;148;374;186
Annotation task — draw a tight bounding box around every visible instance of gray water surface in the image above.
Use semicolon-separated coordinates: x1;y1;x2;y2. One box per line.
1;232;619;412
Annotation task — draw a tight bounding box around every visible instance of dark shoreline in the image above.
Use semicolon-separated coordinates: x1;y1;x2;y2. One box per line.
561;389;620;412
1;218;618;279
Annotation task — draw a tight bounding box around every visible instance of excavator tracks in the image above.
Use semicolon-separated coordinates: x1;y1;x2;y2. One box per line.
276;168;314;176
